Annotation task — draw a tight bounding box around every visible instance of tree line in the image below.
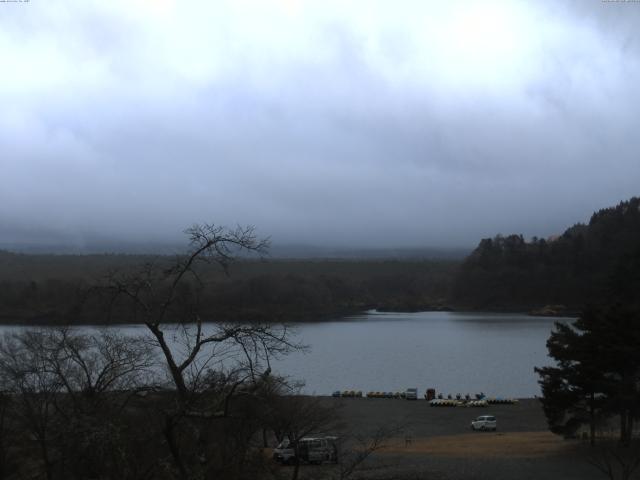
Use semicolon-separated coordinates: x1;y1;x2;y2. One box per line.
0;251;456;326
453;197;640;312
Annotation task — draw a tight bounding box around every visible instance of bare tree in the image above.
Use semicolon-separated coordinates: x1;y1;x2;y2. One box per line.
336;423;405;480
0;330;65;480
99;224;304;479
0;328;156;480
264;389;342;480
265;388;404;480
588;441;640;480
0;392;11;480
41;328;155;408
103;224;298;399
0;225;311;480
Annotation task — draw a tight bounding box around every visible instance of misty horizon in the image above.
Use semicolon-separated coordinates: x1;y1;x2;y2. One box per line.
0;196;619;256
2;1;639;249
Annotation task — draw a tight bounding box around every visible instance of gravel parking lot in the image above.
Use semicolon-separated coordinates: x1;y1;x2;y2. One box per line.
332;397;549;437
294;397;608;480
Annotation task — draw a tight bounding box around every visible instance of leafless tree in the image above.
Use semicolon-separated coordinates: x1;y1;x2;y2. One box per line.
263;387;342;480
102;224;298;398
99;224;305;479
0;330;66;480
588;441;640;480
336;423;405;480
265;388;404;480
0;392;11;480
41;328;155;408
0;328;156;480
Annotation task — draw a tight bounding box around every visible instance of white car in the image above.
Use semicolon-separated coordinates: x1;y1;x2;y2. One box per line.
405;388;418;400
471;415;497;431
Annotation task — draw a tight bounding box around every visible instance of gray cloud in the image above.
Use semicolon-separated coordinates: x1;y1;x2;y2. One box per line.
1;0;639;249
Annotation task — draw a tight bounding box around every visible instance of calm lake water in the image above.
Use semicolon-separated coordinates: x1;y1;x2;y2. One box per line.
0;311;571;398
271;311;572;398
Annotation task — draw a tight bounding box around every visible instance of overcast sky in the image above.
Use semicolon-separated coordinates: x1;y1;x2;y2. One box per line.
1;0;639;249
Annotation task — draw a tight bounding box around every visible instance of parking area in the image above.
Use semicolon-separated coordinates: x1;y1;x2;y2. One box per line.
296;397;605;480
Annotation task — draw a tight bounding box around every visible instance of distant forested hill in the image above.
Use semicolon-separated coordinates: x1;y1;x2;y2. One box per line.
0;252;457;324
452;197;640;312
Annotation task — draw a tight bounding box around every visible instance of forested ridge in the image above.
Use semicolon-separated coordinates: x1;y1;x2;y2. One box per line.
452;197;640;313
0;252;455;324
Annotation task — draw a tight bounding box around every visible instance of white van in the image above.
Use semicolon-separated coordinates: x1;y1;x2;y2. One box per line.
405;388;418;400
471;415;497;431
273;436;338;464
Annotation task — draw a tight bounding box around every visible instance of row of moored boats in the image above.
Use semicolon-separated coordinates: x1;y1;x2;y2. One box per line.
332;389;519;406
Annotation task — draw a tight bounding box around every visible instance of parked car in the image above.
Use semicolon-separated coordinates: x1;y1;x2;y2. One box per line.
471;415;497;431
405;388;418;400
273;436;338;464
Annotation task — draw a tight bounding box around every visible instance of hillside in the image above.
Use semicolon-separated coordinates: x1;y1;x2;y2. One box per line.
0;252;457;324
452;197;640;312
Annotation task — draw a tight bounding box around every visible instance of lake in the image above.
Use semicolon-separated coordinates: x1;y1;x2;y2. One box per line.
0;311;571;398
271;311;572;398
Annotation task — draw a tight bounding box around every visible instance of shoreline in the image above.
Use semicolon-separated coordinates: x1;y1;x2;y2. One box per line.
0;307;578;326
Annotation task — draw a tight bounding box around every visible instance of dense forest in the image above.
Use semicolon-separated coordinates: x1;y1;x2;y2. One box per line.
452;197;640;313
0;252;456;324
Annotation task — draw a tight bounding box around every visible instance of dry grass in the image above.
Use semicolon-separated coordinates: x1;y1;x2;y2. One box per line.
382;431;573;458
